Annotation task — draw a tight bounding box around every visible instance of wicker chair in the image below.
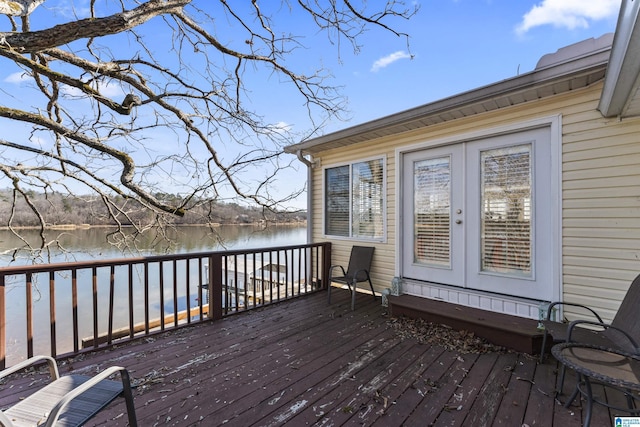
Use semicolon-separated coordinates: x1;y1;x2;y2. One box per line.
327;246;376;311
0;355;137;427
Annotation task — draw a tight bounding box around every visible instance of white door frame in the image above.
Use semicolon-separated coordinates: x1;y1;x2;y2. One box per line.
395;115;562;305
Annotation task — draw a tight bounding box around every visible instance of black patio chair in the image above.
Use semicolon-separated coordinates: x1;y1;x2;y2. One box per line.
327;246;376;311
540;272;640;393
0;355;137;427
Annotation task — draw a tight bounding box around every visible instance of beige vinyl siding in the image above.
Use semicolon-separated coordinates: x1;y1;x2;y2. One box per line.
561;84;640;323
313;81;640;322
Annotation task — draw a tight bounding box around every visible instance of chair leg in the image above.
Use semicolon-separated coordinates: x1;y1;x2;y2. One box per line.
558;364;568;395
121;370;138;427
539;330;549;363
351;285;356;311
563;372;581;407
368;279;376;299
327;273;333;305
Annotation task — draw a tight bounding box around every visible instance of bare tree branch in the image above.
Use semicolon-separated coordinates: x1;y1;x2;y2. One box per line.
0;0;417;251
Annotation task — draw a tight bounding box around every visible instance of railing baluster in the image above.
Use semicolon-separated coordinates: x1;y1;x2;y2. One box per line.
243;253;248;311
198;258;204;320
287;248;292;297
144;262;150;334
49;271;56;357
26;272;33;358
223;255;228;315
233;255;239;312
108;265;115;345
72;269;79;353
297;248;302;295
159;262;165;331
92;267;99;349
0;274;5;370
269;251;274;302
173;260;178;328
276;250;281;302
315;246;320;290
128;264;134;340
186;259;191;325
251;253;256;308
304;247;309;292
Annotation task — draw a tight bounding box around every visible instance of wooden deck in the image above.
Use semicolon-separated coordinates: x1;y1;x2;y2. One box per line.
0;289;626;426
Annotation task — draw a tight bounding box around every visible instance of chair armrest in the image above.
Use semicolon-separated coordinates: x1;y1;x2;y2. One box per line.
43;366;136;427
329;265;346;276
566;319;640;352
0;355;59;381
546;301;604;323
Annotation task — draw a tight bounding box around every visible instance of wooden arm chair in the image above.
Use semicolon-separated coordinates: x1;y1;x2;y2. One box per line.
0;355;137;427
327;246;376;311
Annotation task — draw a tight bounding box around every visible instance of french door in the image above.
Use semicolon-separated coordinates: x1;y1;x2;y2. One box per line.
401;127;555;300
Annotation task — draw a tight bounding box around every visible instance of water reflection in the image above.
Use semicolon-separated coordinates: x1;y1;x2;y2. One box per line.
0;224;306;265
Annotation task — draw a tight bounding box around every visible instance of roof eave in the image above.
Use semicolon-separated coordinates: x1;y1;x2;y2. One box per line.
598;0;640;118
287;46;610;156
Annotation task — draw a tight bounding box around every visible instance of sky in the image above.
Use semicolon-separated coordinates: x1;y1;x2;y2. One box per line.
307;0;621;133
0;0;623;209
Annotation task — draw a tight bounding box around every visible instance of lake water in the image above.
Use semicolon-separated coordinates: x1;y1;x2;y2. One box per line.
0;224;307;265
1;224;307;364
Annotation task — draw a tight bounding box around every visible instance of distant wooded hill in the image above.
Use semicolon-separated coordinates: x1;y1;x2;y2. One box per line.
0;190;306;227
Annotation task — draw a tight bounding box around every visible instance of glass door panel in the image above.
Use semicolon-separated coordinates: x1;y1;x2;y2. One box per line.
480;144;532;276
402;146;464;285
414;156;451;268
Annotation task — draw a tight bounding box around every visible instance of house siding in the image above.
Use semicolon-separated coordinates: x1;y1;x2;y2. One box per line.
315;82;640;322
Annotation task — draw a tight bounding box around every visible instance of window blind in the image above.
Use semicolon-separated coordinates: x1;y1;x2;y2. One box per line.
480;144;532;275
413;157;451;267
325;165;350;236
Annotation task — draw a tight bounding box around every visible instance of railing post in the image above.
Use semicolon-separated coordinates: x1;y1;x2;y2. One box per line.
209;254;223;320
322;242;332;290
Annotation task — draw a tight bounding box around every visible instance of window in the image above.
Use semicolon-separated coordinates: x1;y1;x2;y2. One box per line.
324;158;385;239
480;144;532;276
413;156;451;267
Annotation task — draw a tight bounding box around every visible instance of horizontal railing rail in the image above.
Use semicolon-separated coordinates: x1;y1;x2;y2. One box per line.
0;242;331;369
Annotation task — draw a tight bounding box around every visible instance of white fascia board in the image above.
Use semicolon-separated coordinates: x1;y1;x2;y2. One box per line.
598;0;640;117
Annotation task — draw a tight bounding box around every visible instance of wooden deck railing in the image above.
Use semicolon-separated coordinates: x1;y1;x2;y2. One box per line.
0;242;331;369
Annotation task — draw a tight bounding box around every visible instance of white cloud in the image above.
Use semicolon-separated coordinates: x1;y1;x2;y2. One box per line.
4;71;31;84
516;0;619;35
267;121;292;135
370;51;412;72
61;80;125;99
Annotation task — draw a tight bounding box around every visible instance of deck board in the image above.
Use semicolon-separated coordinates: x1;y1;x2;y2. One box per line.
0;289;620;426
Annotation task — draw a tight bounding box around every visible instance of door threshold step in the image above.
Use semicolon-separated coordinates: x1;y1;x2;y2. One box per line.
388;294;546;354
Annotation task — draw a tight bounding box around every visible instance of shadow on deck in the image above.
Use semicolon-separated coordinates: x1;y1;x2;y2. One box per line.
0;289;622;426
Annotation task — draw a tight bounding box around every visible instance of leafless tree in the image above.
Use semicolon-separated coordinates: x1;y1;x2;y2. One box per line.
0;0;416;254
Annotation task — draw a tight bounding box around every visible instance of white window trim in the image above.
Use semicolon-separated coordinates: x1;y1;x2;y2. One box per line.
322;155;387;242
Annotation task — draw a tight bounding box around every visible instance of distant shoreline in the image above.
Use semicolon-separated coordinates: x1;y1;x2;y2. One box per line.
0;221;307;231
